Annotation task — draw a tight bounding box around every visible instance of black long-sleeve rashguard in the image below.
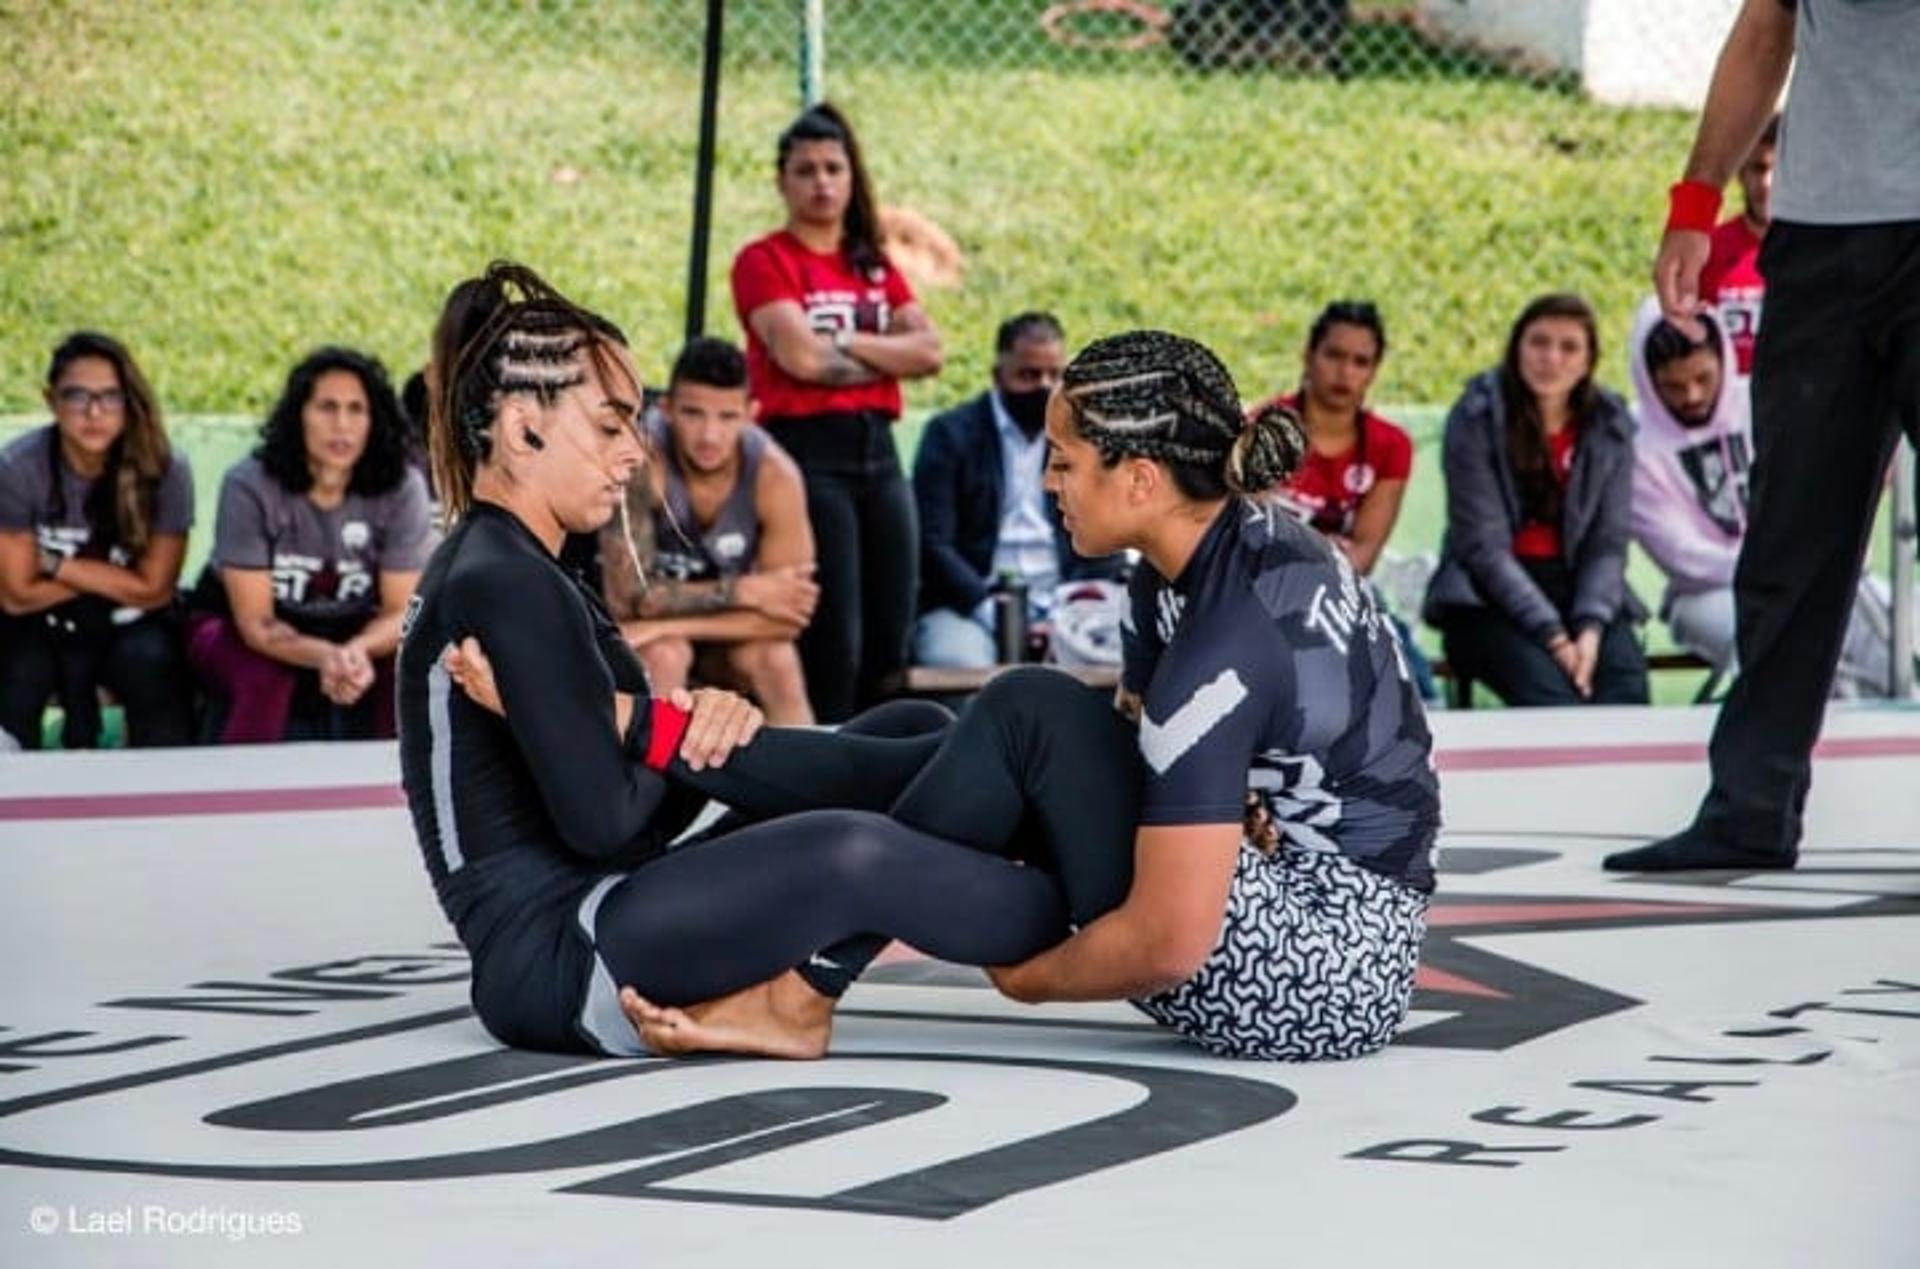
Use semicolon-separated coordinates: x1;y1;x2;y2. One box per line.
397;502;1069;1055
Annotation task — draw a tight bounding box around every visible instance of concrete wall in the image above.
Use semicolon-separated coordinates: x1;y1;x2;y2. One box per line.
1417;0;1740;108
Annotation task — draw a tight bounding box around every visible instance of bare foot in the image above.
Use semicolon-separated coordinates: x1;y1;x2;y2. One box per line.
619;971;833;1059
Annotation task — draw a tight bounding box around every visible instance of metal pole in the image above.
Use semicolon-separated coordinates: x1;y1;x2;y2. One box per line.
1891;441;1916;697
684;0;726;342
801;0;826;106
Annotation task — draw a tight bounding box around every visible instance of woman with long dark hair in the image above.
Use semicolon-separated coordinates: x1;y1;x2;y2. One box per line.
0;332;196;748
188;347;434;742
1423;293;1649;706
607;332;1440;1062
1252;299;1436;701
397;260;1070;1060
730;102;943;721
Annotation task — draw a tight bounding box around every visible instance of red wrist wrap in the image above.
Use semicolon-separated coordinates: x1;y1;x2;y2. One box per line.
1665;180;1722;234
642;699;691;771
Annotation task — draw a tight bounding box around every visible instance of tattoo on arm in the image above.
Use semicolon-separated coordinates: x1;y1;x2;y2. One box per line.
819;346;874;385
639;575;735;618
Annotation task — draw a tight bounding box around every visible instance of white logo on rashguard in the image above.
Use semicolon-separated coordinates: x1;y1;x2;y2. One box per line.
1138;669;1249;775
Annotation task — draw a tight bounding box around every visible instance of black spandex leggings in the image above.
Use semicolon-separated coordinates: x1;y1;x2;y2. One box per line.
592;699;1079;1007
668;668;1144;996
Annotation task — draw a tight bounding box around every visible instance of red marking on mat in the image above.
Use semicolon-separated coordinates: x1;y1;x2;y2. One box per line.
2;734;1916;823
1429;900;1741;927
0;784;404;822
1414;966;1509;999
1437;734;1920;772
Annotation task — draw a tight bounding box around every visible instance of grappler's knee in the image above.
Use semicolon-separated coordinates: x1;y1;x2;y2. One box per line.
972;664;1106;721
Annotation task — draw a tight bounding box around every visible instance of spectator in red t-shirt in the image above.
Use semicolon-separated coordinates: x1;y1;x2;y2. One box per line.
1249;300;1434;699
730;102;944;721
1422;294;1648;707
1699;113;1777;378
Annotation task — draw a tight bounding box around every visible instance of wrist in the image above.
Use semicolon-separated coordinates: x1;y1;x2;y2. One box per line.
1665;180;1722;235
832;327;854;356
37;545;64;580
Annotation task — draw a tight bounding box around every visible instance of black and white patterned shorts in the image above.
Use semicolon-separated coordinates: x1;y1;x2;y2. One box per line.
1133;844;1429;1061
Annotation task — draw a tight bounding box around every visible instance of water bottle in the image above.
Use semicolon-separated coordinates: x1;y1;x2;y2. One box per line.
994;574;1029;664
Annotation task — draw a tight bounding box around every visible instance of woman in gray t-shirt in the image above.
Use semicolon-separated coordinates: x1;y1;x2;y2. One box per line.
0;332;196;749
187;347;435;743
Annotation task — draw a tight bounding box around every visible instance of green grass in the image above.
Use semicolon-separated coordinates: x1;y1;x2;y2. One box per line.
2;0;1694;416
0;0;1746;715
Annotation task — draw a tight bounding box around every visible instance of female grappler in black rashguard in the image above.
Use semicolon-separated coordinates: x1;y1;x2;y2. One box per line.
395;263;1067;1057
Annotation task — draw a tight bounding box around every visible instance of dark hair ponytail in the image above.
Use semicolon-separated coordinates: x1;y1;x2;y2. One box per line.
1229;400;1308;496
777;101;885;276
1306;299;1387;360
427;260;628;522
1060;329;1302;503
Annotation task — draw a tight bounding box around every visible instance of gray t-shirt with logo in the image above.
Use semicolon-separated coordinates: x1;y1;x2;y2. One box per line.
0;423;195;565
210;455;435;632
1773;0;1920;225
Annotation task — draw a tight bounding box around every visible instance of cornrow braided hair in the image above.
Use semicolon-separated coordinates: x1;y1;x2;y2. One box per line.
1061;330;1304;500
427;260;630;523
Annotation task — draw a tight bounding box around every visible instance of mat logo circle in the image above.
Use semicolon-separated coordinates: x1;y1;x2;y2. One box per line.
0;1044;1293;1220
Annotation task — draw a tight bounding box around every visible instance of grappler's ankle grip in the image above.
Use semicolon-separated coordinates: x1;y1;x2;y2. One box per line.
1665;180;1723;234
641;699;692;771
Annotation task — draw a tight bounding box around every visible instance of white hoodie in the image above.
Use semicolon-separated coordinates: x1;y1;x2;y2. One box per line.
1627;296;1753;599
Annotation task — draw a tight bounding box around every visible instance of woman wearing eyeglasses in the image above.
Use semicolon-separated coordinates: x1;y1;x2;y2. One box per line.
0;332;196;749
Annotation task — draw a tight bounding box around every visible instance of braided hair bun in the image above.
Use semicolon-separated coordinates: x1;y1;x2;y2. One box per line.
1061;328;1302;501
1228;399;1306;496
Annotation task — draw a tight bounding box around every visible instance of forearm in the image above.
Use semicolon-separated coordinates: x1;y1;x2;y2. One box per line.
238;618;336;670
638;576;733;618
47;557;175;610
776;337;881;386
624;611;802;645
1461;549;1563;641
845;329;942;380
1003;907;1193;1003
1683;2;1795;186
348;610;405;659
0;576;79;616
1340;534;1385;577
1570;552;1628;630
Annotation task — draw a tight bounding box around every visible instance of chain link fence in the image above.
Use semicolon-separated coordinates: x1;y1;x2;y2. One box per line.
3;0;1735;418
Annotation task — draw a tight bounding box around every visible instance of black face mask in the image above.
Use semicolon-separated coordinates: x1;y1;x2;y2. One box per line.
1002;386;1051;438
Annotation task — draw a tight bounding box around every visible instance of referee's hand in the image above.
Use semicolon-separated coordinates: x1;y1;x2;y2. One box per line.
1653;227;1712;342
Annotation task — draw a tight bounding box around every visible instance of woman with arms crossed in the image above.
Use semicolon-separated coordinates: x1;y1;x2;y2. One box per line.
731;103;942;721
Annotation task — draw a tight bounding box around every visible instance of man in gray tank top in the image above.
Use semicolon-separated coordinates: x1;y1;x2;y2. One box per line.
598;338;820;724
1612;0;1920;873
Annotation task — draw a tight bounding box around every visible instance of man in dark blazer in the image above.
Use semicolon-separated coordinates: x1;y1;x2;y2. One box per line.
910;313;1126;666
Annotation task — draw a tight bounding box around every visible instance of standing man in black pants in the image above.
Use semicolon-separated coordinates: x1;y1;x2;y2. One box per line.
1607;0;1919;873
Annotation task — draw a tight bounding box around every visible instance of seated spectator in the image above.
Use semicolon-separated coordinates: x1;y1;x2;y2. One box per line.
1250;300;1436;700
0;332;196;748
188;348;433;743
1699;113;1777;380
1423;294;1649;706
1629;298;1908;697
598;337;818;724
911;312;1125;667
